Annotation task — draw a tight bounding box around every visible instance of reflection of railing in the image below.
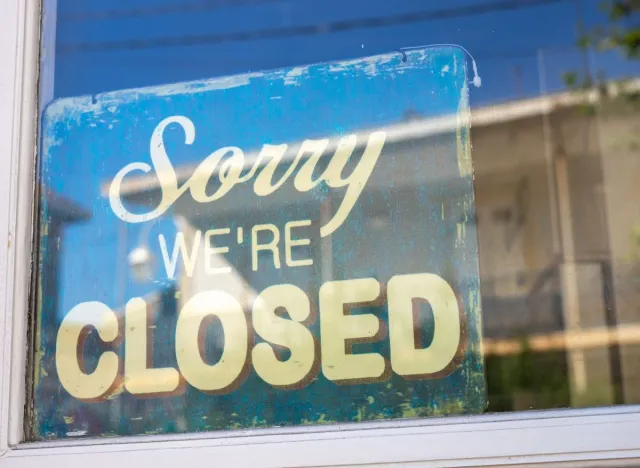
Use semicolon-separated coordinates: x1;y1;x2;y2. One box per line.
526;255;562;304
481;268;563;339
525;255;624;404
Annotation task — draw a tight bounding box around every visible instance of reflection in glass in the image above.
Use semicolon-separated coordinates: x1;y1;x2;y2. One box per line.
29;0;640;441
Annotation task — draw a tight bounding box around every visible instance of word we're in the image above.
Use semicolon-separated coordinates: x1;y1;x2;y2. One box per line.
159;219;314;279
109;116;387;237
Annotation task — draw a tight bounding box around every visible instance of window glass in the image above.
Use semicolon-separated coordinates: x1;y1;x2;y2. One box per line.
28;0;640;440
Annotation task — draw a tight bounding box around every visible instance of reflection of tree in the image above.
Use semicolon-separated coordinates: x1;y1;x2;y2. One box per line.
582;1;639;59
572;2;640;309
485;337;570;412
564;1;638;90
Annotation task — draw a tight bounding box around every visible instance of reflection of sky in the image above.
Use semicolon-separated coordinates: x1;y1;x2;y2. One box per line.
48;0;640;318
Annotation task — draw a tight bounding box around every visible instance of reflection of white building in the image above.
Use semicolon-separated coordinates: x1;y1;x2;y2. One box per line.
111;80;640;408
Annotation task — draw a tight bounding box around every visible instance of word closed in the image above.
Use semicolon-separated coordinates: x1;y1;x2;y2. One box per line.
56;273;465;401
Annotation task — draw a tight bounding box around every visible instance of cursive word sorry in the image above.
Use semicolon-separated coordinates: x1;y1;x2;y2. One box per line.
109;116;387;237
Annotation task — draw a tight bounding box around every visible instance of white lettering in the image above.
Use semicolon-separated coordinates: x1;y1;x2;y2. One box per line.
109;116;386;237
159;231;201;279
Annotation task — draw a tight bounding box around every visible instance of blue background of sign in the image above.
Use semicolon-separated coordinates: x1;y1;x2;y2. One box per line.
35;46;485;438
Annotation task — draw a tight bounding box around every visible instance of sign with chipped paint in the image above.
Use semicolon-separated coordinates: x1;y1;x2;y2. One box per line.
33;46;485;440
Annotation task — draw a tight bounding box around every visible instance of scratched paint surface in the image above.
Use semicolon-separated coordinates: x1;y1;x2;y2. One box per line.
33;46;485;440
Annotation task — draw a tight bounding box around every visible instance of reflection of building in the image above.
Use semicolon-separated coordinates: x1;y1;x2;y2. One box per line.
114;80;640;410
470;81;640;408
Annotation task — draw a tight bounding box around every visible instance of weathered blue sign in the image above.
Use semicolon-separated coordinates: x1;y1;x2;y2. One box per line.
34;46;485;439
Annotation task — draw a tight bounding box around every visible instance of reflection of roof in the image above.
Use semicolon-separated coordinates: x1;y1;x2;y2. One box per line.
102;78;640;198
45;189;92;223
485;323;640;357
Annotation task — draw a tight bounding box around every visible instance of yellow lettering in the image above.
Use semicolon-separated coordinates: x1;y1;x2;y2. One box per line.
205;228;232;275
188;147;245;202
320;132;386;237
294;136;355;191
56;302;121;402
253;144;296;196
124;298;182;396
252;284;317;388
388;273;463;378
109;116;190;223
109;116;385;238
319;278;388;383
175;291;249;393
284;220;313;268
294;132;386;237
159;230;201;279
252;224;281;271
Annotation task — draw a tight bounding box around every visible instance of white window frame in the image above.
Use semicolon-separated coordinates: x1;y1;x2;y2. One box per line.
1;1;640;466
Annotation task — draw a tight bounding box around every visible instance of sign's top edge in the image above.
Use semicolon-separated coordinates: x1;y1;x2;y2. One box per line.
41;46;467;124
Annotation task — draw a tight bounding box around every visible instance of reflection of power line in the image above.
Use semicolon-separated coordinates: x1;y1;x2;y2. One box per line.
97;45;580;68
59;0;571;54
61;0;292;22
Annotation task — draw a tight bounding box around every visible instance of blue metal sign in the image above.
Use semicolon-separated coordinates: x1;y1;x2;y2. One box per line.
34;46;485;439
